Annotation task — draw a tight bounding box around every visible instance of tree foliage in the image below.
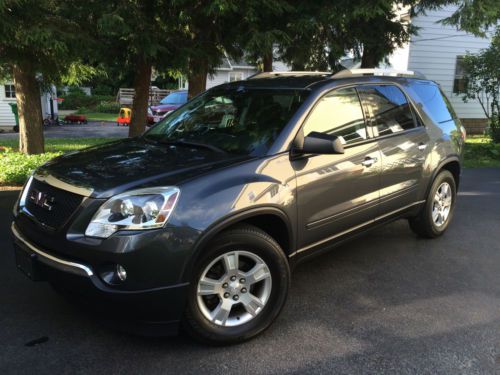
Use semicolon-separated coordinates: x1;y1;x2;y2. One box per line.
461;30;500;142
438;0;500;36
0;0;98;154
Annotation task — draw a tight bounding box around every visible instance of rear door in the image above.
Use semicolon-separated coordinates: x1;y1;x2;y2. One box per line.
357;84;430;216
293;87;381;251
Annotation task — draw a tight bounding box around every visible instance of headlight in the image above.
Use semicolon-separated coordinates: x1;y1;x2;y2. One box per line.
85;187;180;239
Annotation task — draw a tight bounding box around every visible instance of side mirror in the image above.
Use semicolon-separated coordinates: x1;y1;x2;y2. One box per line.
296;131;344;155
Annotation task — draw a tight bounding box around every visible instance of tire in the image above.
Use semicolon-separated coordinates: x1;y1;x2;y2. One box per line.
409;170;457;238
183;224;290;345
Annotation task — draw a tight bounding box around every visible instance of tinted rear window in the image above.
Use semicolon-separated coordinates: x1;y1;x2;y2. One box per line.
408;81;457;124
357;85;416;137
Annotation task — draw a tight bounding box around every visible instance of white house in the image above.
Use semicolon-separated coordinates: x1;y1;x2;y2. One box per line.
0;82;58;131
207;57;259;89
179;56;263;90
388;5;494;133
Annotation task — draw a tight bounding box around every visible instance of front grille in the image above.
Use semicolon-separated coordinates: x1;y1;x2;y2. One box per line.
25;179;84;230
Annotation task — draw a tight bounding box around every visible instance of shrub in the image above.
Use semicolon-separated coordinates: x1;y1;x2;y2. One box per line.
59;93;115;110
95;101;121;113
0;138;118;185
0;148;62;185
464;138;500;167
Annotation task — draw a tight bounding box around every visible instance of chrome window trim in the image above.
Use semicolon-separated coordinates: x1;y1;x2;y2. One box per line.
11;223;93;277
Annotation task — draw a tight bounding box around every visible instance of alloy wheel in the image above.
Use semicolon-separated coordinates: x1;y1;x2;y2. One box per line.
196;251;272;327
432;182;453;227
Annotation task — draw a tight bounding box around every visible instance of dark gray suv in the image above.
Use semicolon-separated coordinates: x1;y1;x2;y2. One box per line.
11;70;465;344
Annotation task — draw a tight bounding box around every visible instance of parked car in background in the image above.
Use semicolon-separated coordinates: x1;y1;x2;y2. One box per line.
150;90;188;122
11;70;465;345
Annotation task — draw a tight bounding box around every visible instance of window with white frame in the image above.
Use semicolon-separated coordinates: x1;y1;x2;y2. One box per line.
229;71;244;82
4;84;16;99
453;56;467;94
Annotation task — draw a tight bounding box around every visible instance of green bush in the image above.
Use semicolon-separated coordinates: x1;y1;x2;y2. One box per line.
59;93;115;110
464;138;500;168
95;101;121;113
0;148;62;185
0;138;119;185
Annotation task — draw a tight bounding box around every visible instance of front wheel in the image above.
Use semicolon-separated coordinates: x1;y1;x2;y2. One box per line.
409;170;457;238
183;224;290;345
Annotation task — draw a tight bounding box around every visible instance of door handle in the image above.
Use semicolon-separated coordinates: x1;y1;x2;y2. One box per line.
361;156;378;167
418;143;427;151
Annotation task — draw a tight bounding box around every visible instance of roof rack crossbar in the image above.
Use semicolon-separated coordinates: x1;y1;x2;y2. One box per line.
248;71;332;80
332;69;426;79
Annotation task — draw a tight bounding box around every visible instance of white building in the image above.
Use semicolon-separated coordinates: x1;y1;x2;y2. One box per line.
0;82;58;131
388;5;494;133
178;57;260;90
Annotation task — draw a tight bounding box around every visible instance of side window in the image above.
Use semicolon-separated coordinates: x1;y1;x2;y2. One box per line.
302;87;367;145
409;81;457;124
358;85;416;137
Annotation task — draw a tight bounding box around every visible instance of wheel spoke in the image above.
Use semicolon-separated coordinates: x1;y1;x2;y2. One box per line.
197;277;221;296
222;252;239;273
210;299;233;325
244;262;271;285
433;210;441;224
442;183;450;197
443;196;452;207
241;293;264;316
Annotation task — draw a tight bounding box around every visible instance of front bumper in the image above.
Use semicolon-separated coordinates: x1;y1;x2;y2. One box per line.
11;222;189;336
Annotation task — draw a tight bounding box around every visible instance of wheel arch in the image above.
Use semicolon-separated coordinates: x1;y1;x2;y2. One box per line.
426;156;461;198
180;207;294;282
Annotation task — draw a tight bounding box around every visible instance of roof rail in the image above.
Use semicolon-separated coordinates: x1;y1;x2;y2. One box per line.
332;69;426;79
247;71;332;80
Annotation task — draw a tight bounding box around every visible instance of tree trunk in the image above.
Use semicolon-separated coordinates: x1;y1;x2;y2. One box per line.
129;59;152;138
188;58;208;99
361;46;377;68
12;62;44;154
262;49;273;72
291;61;305;71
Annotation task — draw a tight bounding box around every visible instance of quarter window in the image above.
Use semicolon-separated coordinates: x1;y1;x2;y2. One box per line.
302;87;367;145
4;84;15;99
357;85;416;137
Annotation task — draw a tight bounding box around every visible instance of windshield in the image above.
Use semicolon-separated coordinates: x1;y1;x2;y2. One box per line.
144;87;309;156
160;91;188;105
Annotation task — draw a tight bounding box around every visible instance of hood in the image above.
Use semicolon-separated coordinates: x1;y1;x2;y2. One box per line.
151;104;180;112
36;138;251;198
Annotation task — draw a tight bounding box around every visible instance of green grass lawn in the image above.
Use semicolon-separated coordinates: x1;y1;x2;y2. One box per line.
464;136;500;168
75;112;117;122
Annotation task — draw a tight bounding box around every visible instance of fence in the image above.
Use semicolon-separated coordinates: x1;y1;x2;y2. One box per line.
117;88;171;106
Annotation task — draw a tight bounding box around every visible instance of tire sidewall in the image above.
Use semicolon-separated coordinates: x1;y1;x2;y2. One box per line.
184;228;290;344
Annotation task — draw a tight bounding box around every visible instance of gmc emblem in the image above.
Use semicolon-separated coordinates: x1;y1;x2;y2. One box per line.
28;189;55;211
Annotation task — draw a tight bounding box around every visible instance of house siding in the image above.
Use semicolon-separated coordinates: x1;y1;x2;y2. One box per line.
0;83;17;128
407;5;492;120
0;83;58;130
207;67;258;89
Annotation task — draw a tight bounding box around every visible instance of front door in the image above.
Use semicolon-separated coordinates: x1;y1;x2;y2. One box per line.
293;87;381;252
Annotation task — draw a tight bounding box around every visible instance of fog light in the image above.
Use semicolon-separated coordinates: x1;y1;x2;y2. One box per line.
116;265;127;281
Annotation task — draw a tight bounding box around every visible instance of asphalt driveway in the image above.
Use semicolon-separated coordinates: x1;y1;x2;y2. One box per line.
0;121;128;140
0;169;499;374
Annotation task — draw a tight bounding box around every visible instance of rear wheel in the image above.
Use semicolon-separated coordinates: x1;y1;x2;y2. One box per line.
183;224;290;345
409;170;456;238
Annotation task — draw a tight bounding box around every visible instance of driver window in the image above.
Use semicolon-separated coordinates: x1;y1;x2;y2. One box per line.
302;87;367;145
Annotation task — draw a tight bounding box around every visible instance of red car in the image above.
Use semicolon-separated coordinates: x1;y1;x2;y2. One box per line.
150;90;188;123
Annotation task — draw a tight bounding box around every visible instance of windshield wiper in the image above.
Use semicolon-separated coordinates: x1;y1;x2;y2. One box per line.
157;139;227;154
